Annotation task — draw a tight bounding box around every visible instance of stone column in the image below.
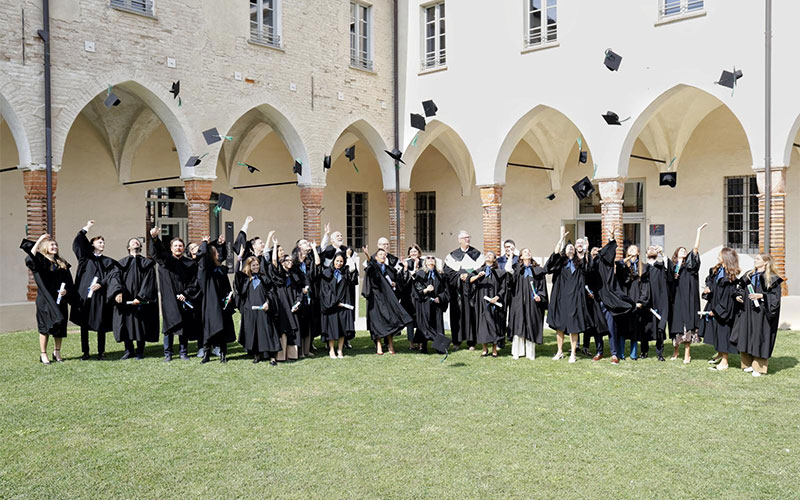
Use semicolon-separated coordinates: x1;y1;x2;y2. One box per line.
756;167;788;295
300;186;325;243
23;169;58;301
184;179;213;243
479;185;503;255
598;178;625;260
386;190;409;255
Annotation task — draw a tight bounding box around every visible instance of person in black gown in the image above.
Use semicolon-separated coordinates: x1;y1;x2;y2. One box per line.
666;223;707;363
642;245;669;361
108;237;159;360
702;247;741;371
507;248;548;361
71;221;116;360
291;238;320;357
319;223;355;349
149;226;200;362
615;245;650;361
401;245;423;350
444;231;484;350
268;234;303;361
196;236;235;363
583;246;609;361
361;245;413;355
470;251;507;358
731;253;783;377
235;256;281;365
318;251;359;358
411;255;450;354
545;226;591;364
21;233;75;364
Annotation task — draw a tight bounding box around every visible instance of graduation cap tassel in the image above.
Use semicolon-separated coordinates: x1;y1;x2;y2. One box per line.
352;162;359;173
411;132;419;147
668;156;677;170
216;134;234;141
178;97;182;107
592;163;598;178
213;205;222;215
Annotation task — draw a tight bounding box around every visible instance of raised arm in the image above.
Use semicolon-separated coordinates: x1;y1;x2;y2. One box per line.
29;233;50;257
149;227;170;264
73;220;95;261
693;223;707;254
270;235;278;268
554;225;568;254
320;222;331;249
311;240;321;266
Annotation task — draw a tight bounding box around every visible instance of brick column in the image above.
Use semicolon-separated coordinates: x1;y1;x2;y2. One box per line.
756;167;788;295
184;179;213;243
300;186;324;243
386;190;408;255
23;169;58;301
598;178;625;260
480;185;503;255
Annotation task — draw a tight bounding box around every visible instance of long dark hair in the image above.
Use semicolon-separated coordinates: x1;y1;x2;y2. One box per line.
712;247;740;282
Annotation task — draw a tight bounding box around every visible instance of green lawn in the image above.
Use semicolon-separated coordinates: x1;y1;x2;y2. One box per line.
2;324;799;500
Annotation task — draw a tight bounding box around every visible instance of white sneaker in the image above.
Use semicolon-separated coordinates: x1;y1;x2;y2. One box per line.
708;357;721;365
568;355;577;364
743;366;754;373
552;353;564;361
512;355;519;360
752;370;762;377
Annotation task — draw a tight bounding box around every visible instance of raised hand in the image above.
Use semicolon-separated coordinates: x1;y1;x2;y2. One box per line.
324;222;331;234
361;245;369;256
86;220;95;229
697;223;708;232
202;236;211;243
217;235;225;245
150;227;160;238
245;216;254;224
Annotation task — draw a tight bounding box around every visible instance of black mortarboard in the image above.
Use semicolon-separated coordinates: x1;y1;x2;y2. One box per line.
579;151;588;164
604;49;622;71
185;156;202;167
385;148;406;164
572;176;595;200
345;146;356;162
170;81;180;99
293;159;302;175
432;335;451;355
602;111;628;126
659;172;677;188
422;99;438;117
323;155;331;170
717;68;743;89
410;113;426;131
216;193;233;211
203;128;222;145
238;161;259;173
104;93;121;108
545;193;556;201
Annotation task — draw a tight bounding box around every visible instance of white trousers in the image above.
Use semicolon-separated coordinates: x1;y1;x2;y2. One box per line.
511;335;536;360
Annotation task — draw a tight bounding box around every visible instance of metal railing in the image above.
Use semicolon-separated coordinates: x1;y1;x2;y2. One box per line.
350;50;374;71
250;21;281;48
110;0;154;16
421;50;446;71
525;25;558;48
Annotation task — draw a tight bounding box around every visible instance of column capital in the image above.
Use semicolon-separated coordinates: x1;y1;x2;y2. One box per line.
479;185;504;206
184;179;213;203
754;167;787;195
596;177;625;202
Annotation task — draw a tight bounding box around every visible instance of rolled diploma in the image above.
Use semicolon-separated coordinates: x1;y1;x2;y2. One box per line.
87;276;99;298
56;282;66;304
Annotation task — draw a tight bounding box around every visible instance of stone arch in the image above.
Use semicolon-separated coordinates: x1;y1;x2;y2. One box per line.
782;113;800;167
402;119;476;195
327;118;393;189
0;89;33;168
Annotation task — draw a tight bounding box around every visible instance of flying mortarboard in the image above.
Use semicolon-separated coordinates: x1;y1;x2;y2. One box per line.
716;68;743;90
579;151;588;164
292;159;302;176
185;155;202;167
170;81;180;99
571;176;595;201
602;111;629;126
432;335;452;356
545;193;556;201
422;99;438;117
237;161;260;173
203;128;232;145
323;155;331;170
604;49;622;71
410;113;426;131
385;148;406;164
216;193;233;211
345;146;356;162
659;172;677;188
104;93;121;108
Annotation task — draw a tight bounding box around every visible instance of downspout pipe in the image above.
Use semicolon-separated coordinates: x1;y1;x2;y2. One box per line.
39;0;54;234
763;0;772;253
393;0;401;256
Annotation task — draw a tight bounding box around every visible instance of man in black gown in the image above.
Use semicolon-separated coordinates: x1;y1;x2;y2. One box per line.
444;230;485;349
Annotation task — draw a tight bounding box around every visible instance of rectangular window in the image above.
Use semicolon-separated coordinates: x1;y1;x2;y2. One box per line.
350;2;373;71
250;0;281;48
724;176;759;253
110;0;154;16
421;2;446;70
660;0;704;19
346;192;369;250
525;0;557;48
415;192;436;252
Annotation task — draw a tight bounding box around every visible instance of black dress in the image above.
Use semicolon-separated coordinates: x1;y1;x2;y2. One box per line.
592;240;637;316
615;259;651;341
411;268;450;345
730;272;783;359
507;264;548;344
234;271;281;354
472;266;507;345
318;266;359;341
150;236;200;338
545;252;591;334
362;259;413;340
666;251;701;336
197;241;236;348
644;259;670;342
70;229;116;332
21;239;75;337
268;262;303;344
107;255;159;343
700;267;739;354
443;246;484;345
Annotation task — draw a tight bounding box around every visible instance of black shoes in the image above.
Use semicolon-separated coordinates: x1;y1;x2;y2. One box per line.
52;350;63;363
658;355;666;361
179;353;191;361
641;352;649;359
201;349;211;363
120;351;132;360
97;353;106;361
81;353;90;361
219;352;227;363
164;352;172;362
581;347;592;357
269;359;277;366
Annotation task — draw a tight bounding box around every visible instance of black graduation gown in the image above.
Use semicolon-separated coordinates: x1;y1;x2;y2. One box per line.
362;259;413;340
472;266;507;345
197;241;236;346
411;268;450;343
593;240;637;316
21;239;75;337
70;229;116;331
666;251;701;335
234;271;281;354
318;267;359;341
700;268;739;354
292;256;321;341
730;272;782;359
585;256;609;335
507;264;548;344
107;255;159;343
150;236;200;338
400;259;422;329
319;244;354;268
444;246;483;344
268;263;303;343
545;252;591;334
615;260;651;341
643;260;670;341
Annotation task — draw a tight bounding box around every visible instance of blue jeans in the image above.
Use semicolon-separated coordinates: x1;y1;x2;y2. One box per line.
614;337;638;360
163;333;188;356
602;303;618;358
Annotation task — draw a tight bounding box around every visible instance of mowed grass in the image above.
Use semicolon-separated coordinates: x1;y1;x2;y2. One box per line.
1;321;799;500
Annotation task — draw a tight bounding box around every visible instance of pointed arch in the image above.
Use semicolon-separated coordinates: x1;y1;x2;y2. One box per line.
0;90;32;168
326;118;393;189
783;113;800;167
402;119;476;195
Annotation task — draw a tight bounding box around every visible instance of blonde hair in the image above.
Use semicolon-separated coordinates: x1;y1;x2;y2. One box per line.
39;237;69;270
243;256;260;277
758;253;780;287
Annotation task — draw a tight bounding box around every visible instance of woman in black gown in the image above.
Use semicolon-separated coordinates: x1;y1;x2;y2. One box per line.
411;256;450;354
361;246;413;355
731;253;783;377
701;247;741;371
268;235;303;361
21;233;75;364
615;245;650;361
666;223;706;363
235;256;281;365
318;251;359;358
401;245;423;349
470;251;507;358
196;236;235;363
507;248;548;361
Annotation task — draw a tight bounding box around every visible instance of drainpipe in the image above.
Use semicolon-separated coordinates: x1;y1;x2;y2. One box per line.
763;0;772;253
393;0;401;256
39;0;54;234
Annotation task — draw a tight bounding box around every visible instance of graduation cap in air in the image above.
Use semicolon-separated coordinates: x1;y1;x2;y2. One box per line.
410;113;426;131
604;49;622;71
422;99;438;117
571;176;595;201
432;335;452;356
345;146;356;162
185;155;202;167
579;151;588;164
170;81;180;100
545;193;556;201
203;128;232;145
238;161;259;173
602;111;629;126
104;93;121;108
214;193;233;215
293;159;303;176
659;172;677;188
716;68;743;89
385;148;406;164
323;155;331;170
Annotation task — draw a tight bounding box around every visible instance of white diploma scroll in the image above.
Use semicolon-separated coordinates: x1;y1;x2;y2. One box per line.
87;276;99;298
56;282;66;305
